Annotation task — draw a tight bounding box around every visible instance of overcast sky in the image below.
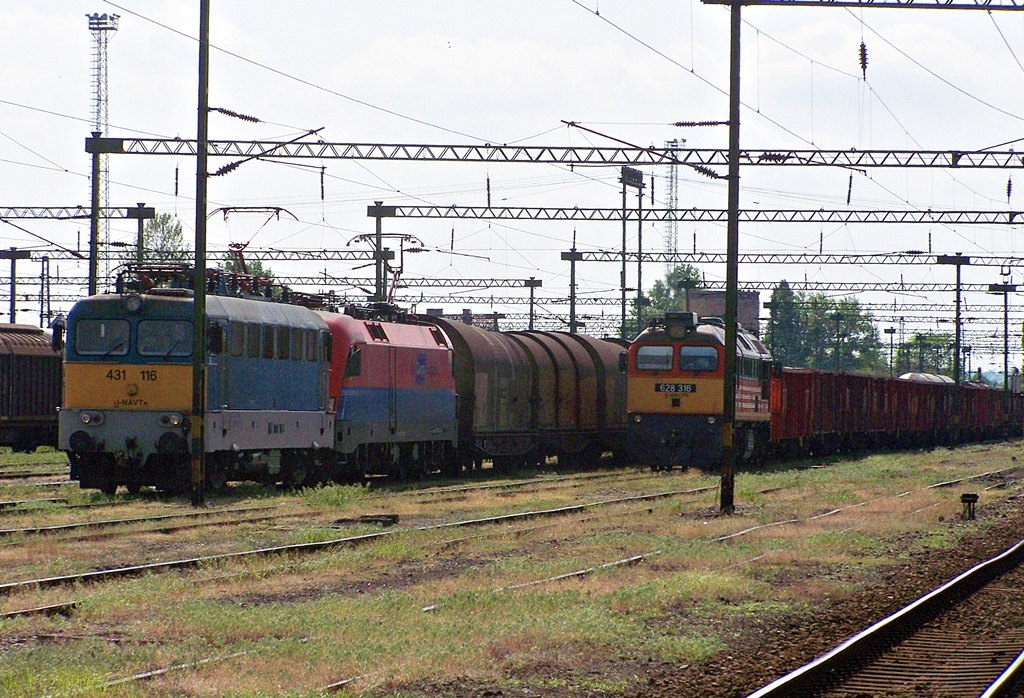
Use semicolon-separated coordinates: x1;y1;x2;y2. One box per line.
3;1;1024;365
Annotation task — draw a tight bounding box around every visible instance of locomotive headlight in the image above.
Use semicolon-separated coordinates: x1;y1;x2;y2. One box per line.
124;293;143;313
633;415;642;423
707;416;716;424
159;412;184;427
80;411;104;425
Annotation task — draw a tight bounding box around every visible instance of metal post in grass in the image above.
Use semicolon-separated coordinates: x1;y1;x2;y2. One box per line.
562;248;583;334
127;203;155;265
988;282;1016;409
1;248;30;323
366;202;397;303
938;254;970;442
526;277;542;331
720;0;743;515
190;0;211;508
619;166;643;340
884;327;895;377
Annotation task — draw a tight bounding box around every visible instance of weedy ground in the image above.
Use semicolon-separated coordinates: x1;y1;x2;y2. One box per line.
0;441;1020;697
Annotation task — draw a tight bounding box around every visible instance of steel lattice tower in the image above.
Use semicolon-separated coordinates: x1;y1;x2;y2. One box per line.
664;139;680;272
87;13;119;280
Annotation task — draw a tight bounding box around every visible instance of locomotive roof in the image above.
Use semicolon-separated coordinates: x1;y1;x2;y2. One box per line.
68;292;327;330
317;310;450;349
633;320;772;361
206;295;327;329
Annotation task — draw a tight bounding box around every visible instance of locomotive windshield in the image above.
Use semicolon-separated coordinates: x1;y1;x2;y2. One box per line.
137;320;193;357
679;346;719;372
635;345;673;371
75;319;130;356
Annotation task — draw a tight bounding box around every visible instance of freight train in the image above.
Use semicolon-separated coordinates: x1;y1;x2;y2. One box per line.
0;324;62;452
626;311;1024;470
57;268;627;494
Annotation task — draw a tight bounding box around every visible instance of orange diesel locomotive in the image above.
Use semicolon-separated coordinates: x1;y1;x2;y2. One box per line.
626;312;774;469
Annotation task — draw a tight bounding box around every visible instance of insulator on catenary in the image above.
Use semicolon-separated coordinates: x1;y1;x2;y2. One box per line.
212;161;242;177
672;121;728;127
859;41;868;79
210;107;259;123
690;164;722;180
1008;177;1013;203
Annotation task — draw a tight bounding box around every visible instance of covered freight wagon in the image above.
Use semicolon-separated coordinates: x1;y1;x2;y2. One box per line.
0;324;62;452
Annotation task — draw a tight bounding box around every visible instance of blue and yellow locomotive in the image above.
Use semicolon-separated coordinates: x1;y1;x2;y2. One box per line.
59;283;333;494
626;311;774;470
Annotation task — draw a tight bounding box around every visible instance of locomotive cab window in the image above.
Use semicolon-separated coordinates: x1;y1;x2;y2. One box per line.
75;319;130;356
679;346;719;372
635;345;674;371
138;320;192;357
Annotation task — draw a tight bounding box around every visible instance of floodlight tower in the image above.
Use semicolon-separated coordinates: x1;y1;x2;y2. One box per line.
87;13;119;282
664;139;680;272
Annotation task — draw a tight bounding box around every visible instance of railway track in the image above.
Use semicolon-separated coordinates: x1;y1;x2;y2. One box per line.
748;538;1024;698
0;485;709;596
0;504;282;540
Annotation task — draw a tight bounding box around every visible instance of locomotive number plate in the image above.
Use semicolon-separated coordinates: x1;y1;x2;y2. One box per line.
656;383;696;393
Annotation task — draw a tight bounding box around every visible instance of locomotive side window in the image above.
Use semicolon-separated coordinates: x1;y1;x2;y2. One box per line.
679;346;719;372
262;325;274;360
305;330;317;361
344;345;362;378
230;321;245;357
636;345;673;371
246;323;260;359
291;327;303;360
277;326;291;361
321;331;332;362
138;320;193;357
75;319;130;356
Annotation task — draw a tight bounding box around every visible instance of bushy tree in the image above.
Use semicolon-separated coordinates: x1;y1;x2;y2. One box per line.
765;284;886;373
142;213;191;264
646;264;704;315
894;332;954;376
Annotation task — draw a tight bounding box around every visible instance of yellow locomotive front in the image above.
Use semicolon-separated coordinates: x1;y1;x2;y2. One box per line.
626;312;774;470
59;290;194;494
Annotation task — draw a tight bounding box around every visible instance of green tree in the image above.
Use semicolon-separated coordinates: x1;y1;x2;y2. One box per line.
220;255;275;280
765;280;802;365
765;285;885;373
141;213;191;264
895;332;954;376
646;264;703;315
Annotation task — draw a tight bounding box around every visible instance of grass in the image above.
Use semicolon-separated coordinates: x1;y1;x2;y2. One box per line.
0;441;1020;695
